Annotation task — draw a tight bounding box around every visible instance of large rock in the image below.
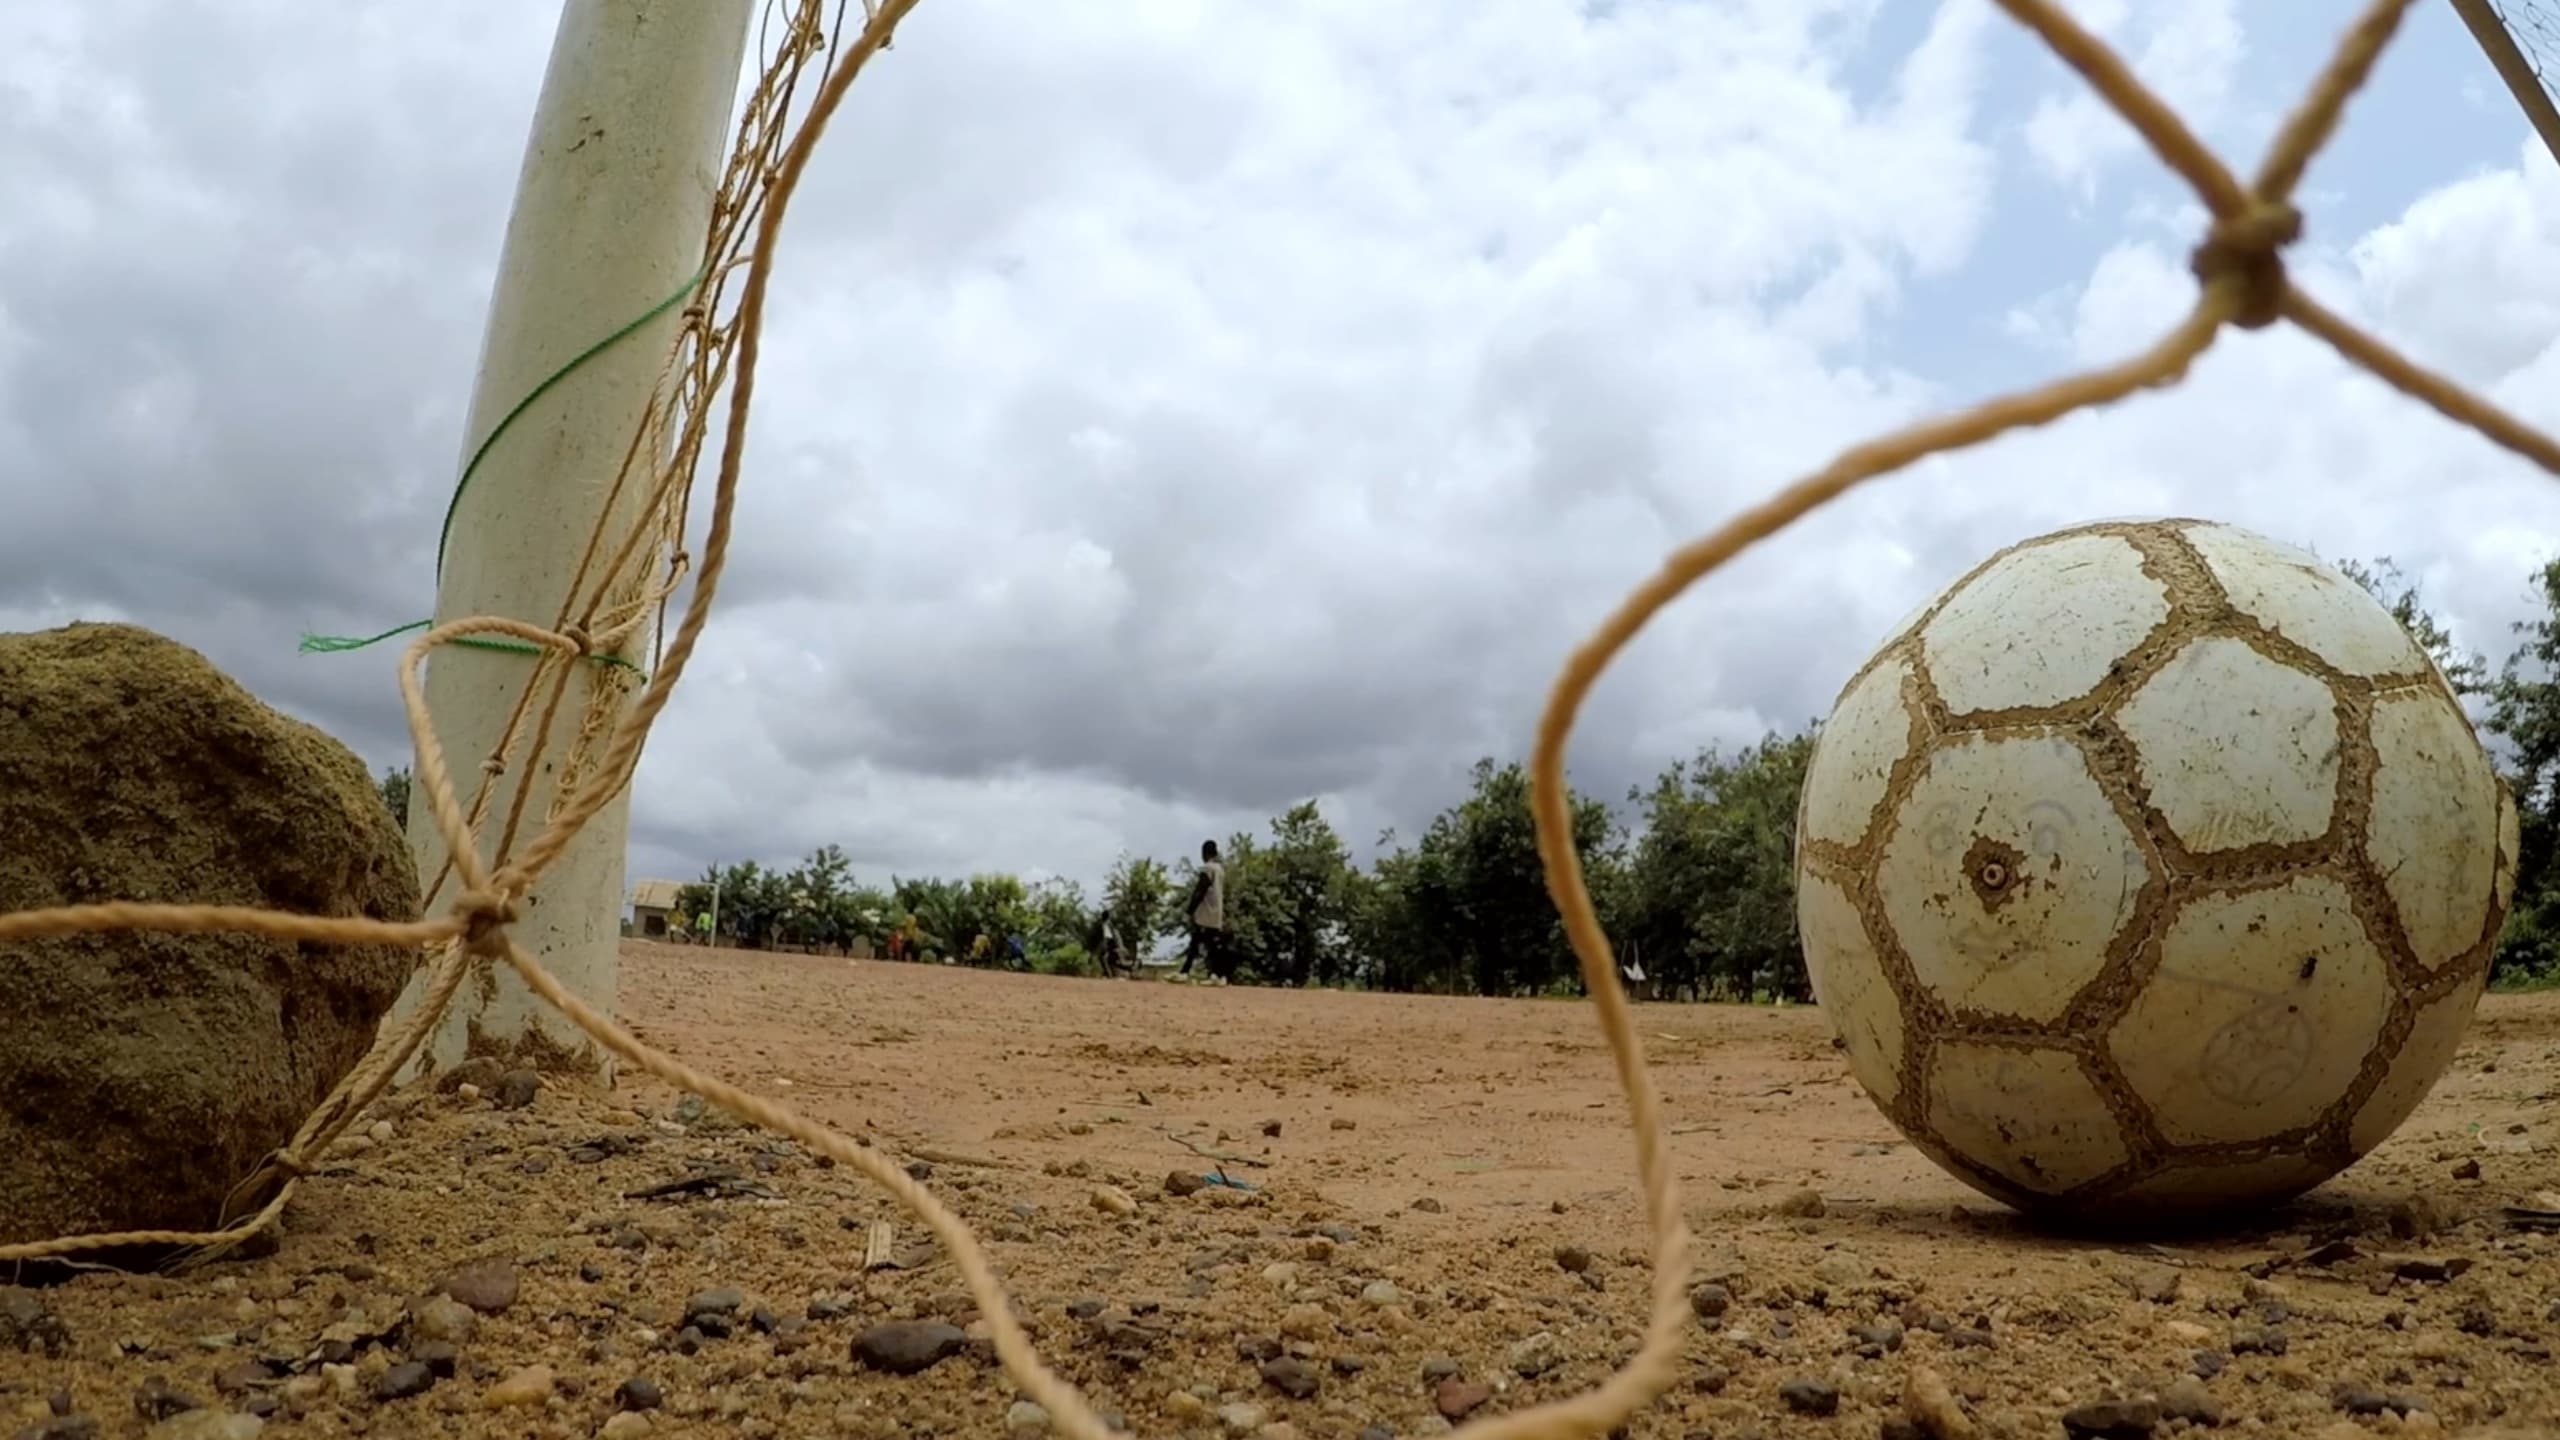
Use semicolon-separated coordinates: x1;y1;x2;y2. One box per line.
0;622;421;1248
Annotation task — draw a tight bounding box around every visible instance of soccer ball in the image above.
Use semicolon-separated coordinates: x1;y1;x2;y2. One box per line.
1795;517;2516;1222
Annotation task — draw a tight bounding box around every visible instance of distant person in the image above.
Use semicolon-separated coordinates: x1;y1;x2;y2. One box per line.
1099;916;1130;979
1177;839;1228;983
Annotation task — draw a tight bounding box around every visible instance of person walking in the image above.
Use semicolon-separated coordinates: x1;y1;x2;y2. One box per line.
1176;839;1228;983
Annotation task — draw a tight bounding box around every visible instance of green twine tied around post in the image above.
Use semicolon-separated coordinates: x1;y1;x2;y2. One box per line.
296;261;709;673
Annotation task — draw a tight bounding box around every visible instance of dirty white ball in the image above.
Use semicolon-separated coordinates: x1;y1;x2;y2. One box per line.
1795;517;2516;1222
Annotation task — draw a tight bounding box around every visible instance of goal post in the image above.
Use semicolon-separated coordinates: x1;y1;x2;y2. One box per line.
387;0;758;1082
2449;0;2560;171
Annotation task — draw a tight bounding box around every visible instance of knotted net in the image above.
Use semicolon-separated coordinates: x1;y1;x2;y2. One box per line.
6;2;2559;1438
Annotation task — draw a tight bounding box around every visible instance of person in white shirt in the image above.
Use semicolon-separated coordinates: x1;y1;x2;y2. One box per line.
1177;839;1229;982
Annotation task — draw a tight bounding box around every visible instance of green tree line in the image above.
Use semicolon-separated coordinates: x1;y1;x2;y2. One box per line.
371;549;2560;998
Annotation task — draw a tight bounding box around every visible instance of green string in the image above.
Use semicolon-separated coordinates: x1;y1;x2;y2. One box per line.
298;261;708;667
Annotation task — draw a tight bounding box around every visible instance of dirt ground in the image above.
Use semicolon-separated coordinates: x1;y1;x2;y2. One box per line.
9;940;2560;1439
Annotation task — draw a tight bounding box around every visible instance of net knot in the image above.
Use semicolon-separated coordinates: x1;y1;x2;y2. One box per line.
560;623;594;656
2190;201;2301;331
481;757;507;777
453;888;521;955
267;1147;312;1180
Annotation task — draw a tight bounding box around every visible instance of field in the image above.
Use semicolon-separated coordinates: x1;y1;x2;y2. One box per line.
8;941;2560;1438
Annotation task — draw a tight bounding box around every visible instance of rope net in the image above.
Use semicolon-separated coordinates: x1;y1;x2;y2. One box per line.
4;1;2558;1437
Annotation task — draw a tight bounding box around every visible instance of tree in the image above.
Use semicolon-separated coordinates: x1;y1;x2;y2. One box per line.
1622;732;1815;1002
2486;558;2560;980
1358;759;1622;996
782;844;856;950
1101;854;1176;963
378;766;412;829
2337;557;2489;697
1024;877;1097;975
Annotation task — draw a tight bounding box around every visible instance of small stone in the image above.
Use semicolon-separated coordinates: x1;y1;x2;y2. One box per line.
1553;1245;1593;1274
1065;1296;1106;1320
372;1363;435;1403
1508;1330;1563;1378
1812;1253;1870;1288
1770;1187;1825;1218
46;1388;72;1418
134;1379;200;1423
1089;1185;1138;1217
321;1365;358;1401
484;1367;555;1409
20;1420;100;1440
1261;1120;1283;1137
1902;1364;1975;1440
685;1287;746;1323
1689;1283;1732;1321
2127;1267;2181;1304
494;1069;540;1109
1361;1281;1402;1307
1410;1197;1445;1214
439;1259;520;1314
601;1413;653;1440
1432;1379;1489;1421
1220;1402;1268;1433
852;1320;968;1375
407;1294;476;1345
366;1119;394;1144
455;1082;481;1101
2158;1379;2221;1427
1331;1118;1356;1131
1278;1303;1331;1340
1006;1400;1050;1432
2161;1319;2213;1345
1778;1378;1839;1417
2060;1396;2160;1438
1420;1357;1462;1382
616;1377;665;1413
2452;1157;2482;1180
1262;1357;1321;1399
1165;1172;1207;1196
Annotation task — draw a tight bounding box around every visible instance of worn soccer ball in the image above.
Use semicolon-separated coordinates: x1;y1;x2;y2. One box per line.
1795;517;2516;1222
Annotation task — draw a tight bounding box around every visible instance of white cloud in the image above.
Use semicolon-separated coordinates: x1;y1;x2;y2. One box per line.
5;0;2560;900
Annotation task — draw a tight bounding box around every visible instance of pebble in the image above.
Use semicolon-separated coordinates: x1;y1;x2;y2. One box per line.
495;1069;541;1109
18;1420;99;1440
1433;1379;1490;1421
686;1286;747;1323
1007;1400;1051;1432
1361;1281;1403;1307
321;1365;358;1401
1166;1172;1208;1196
1902;1364;1975;1440
483;1366;555;1409
852;1320;968;1374
2059;1396;2159;1438
1689;1283;1732;1320
1778;1378;1839;1417
1410;1197;1446;1214
601;1413;653;1440
1279;1303;1332;1340
1553;1245;1593;1274
1770;1188;1826;1218
1332;1118;1357;1131
1508;1331;1562;1379
2158;1378;2220;1427
1220;1402;1268;1433
135;1379;200;1422
1261;1357;1321;1399
616;1377;665;1413
1090;1185;1138;1217
372;1362;435;1402
408;1294;477;1345
144;1413;262;1440
439;1259;521;1314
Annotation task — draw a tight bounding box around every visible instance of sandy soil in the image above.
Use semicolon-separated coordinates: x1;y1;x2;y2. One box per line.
8;940;2560;1438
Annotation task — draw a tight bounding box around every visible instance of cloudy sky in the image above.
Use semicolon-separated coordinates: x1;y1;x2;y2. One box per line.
9;0;2560;898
